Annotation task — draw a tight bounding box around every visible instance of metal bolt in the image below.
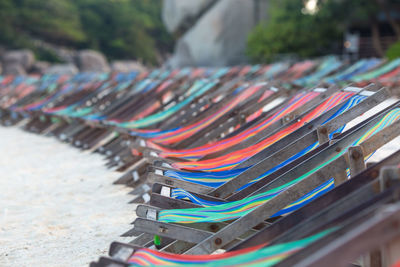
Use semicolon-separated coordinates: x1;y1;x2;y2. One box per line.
319;127;328;135
159;226;168;233
214;238;222;245
351;150;361;160
209;224;219;231
371;170;379;178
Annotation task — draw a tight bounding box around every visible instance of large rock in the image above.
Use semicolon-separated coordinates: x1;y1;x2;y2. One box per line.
31;61;51;74
32;39;77;63
45;64;79;75
162;0;215;32
2;49;35;70
166;40;195;67
111;61;147;73
3;64;26;76
164;0;269;67
76;50;110;72
0;46;5;59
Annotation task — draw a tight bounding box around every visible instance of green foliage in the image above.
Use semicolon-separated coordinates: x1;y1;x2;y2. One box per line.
18;0;86;43
247;0;380;63
34;47;62;63
386;42;400;60
247;0;336;62
0;0;173;64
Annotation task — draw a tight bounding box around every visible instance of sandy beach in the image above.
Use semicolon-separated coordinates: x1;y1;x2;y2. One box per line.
0;127;134;266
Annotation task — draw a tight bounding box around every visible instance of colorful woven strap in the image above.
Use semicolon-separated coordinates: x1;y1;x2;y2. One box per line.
325;59;382;83
129;229;333;266
116;80;217;129
158;108;400;224
131;84;271;145
352;58;400;82
295;57;342;86
151;91;321;160
172;91;354;171
149;86;272;145
165;94;365;189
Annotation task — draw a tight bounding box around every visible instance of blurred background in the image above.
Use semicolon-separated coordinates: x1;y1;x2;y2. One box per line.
1;0;400;74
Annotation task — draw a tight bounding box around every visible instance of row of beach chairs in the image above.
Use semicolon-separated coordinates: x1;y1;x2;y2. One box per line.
1;57;400;266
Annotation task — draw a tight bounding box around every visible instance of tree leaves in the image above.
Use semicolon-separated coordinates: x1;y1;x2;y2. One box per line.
0;0;173;64
246;0;397;63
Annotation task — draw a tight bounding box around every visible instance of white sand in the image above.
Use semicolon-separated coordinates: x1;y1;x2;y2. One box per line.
0;127;134;266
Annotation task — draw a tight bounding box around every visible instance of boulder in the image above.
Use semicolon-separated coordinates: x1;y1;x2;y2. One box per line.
165;39;195;67
164;0;270;68
111;61;147;73
0;46;5;58
45;64;79;75
2;64;26;76
76;50;110;72
2;49;35;70
162;0;215;32
30;61;51;74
